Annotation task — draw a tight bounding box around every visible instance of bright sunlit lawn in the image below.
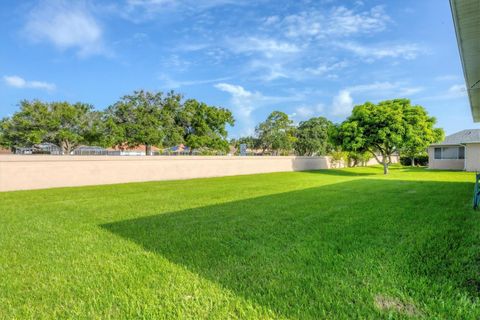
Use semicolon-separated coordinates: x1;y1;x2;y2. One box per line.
1;166;480;319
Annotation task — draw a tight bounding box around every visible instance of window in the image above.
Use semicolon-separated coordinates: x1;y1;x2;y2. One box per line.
459;147;465;159
434;146;465;160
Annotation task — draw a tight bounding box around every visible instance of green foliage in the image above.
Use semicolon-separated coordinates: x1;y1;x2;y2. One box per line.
402;107;444;165
49;101;96;153
1;168;479;318
230;136;261;155
346;150;372;167
160;91;185;148
105;90;168;154
179;99;234;154
0;100;50;149
328;149;347;168
336;99;443;174
294;117;333;156
0;100;95;153
105;91;234;154
255;111;295;155
1;91;235;155
400;154;429;166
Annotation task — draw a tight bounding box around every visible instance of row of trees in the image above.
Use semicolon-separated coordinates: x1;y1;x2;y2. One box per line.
0;91;234;154
232;99;444;174
0;91;443;174
231;112;333;156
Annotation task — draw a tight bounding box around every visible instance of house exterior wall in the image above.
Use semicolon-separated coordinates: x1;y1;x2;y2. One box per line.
0;155;337;192
465;143;480;171
428;146;465;170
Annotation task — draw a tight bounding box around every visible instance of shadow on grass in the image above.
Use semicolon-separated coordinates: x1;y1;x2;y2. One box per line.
102;179;479;318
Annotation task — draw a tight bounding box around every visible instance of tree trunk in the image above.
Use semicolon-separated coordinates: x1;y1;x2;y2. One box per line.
411;157;415;166
145;144;151;156
383;162;389;174
61;141;69;155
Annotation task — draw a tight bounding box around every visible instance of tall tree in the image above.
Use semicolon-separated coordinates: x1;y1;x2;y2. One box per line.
179;99;234;154
294;117;333;156
231;136;260;149
336;99;443;174
49;102;95;154
161;91;185;148
256;111;295;155
0;100;95;154
105;90;166;155
402;107;444;166
0;100;50;150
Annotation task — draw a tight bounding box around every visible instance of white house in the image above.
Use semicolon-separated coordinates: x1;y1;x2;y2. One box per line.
428;129;480;171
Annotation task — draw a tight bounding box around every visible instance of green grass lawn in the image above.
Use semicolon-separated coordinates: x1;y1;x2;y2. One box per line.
1;166;480;319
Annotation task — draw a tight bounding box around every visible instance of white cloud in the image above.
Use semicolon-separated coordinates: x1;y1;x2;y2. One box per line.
215;83;260;118
276;5;390;40
346;81;424;97
228;37;300;58
3;75;56;91
331;90;354;116
328;81;425;117
416;84;467;102
304;61;348;76
24;1;105;57
435;75;459;81
215;83;302;135
448;84;467;96
159;74;230;89
247;60;289;82
294;104;325;120
122;0;245;22
337;42;423;61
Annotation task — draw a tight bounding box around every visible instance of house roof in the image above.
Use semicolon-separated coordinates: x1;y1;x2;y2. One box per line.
432;129;480;146
450;0;480;122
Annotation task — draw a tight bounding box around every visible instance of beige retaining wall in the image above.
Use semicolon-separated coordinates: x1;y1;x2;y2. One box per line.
0;155;340;192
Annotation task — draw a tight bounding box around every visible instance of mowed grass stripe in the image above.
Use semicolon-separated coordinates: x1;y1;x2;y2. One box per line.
0;166;479;319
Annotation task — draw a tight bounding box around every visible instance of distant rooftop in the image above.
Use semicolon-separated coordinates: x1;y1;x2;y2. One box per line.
433;129;480;145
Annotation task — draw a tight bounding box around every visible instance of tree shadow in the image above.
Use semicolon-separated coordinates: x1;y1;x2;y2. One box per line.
102;179;479;318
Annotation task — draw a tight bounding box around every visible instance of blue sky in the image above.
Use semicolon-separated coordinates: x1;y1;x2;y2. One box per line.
0;0;476;138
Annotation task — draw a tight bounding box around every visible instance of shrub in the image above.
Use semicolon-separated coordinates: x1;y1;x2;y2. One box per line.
400;154;429;166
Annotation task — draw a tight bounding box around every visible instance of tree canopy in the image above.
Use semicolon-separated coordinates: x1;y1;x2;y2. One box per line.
402;106;444;165
102;91;234;154
0;91;235;155
104;90;169;155
294;117;333;156
255;111;296;155
335;99;443;174
179;99;234;154
0;100;96;154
